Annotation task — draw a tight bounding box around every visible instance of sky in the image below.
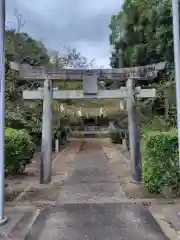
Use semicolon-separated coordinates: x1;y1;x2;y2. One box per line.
6;0;123;68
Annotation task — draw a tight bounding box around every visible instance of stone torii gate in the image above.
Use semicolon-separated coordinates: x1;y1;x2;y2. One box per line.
11;61;165;184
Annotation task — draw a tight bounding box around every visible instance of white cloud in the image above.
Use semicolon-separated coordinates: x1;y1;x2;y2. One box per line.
6;0;123;67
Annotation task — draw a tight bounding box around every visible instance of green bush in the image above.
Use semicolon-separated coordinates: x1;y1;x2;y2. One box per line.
141;128;180;193
52;126;70;149
5;128;35;174
110;129;122;144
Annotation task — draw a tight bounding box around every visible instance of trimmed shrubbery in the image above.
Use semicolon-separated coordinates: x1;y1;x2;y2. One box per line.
5;128;35;175
110;129;122;144
141;128;180;193
53;126;69;150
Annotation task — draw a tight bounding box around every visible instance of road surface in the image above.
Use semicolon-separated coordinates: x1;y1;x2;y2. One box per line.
27;140;168;240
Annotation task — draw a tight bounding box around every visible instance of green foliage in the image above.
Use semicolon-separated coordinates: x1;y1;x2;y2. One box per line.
110;129;122;144
109;0;172;67
53;126;68;145
141;129;180;193
5;128;35;174
5;30;50;65
109;1;177;129
5;29;49;139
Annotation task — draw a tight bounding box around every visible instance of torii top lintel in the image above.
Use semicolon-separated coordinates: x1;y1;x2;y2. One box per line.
10;61;166;81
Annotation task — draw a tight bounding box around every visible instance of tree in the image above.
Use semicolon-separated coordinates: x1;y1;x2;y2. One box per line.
5;26;50;142
6;9;50;66
109;0;178;128
109;0;173;68
5;30;50;65
49;47;96;69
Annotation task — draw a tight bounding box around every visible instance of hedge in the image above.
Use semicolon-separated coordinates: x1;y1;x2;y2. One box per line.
141;128;180;193
52;126;69;150
109;129;122;144
5;128;35;174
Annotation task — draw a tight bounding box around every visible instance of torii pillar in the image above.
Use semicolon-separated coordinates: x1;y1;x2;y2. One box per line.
40;78;53;184
127;78;141;183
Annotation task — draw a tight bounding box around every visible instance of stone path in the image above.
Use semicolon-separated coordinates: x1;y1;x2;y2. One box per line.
27;140;168;240
56;141;126;204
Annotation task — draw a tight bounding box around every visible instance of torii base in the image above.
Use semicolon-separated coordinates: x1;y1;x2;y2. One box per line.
130;179;141;185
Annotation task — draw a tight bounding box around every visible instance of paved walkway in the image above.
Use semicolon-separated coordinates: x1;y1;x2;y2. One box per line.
26;141;168;240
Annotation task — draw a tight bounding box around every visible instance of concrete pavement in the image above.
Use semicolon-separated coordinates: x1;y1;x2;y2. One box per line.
26;141;168;240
